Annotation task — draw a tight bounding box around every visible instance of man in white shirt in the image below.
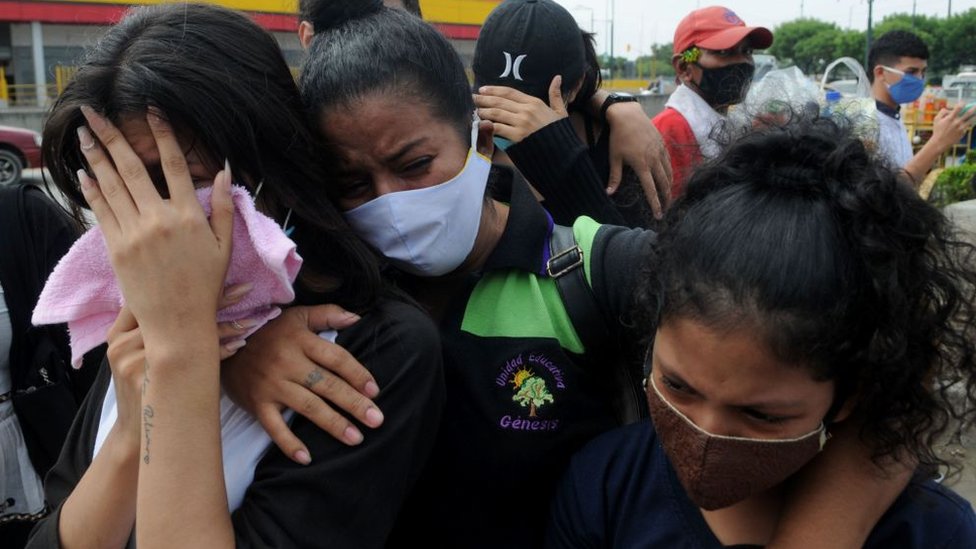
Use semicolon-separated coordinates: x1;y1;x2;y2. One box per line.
869;30;976;185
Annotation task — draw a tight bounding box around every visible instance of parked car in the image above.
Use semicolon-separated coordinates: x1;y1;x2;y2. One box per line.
0;125;42;185
943;72;976;102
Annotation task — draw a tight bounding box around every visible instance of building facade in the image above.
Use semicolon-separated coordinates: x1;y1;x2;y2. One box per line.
0;0;499;106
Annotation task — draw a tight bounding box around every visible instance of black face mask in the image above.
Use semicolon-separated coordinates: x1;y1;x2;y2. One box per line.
693;62;755;109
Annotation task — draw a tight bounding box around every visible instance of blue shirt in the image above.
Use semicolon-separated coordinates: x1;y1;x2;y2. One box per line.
548;420;976;548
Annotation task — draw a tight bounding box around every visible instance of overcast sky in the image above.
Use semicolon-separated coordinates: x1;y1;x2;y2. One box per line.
556;0;975;59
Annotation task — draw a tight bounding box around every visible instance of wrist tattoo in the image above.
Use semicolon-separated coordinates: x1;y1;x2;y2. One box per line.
142;358;150;396
143;405;154;464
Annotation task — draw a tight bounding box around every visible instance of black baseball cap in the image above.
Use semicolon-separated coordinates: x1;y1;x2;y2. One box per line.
472;0;586;102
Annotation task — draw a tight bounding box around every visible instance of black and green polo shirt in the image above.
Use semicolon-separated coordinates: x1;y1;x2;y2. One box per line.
392;176;653;549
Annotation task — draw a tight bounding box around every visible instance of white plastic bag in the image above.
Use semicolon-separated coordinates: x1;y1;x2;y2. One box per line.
820;57;873;99
819;57;880;149
729;66;822;128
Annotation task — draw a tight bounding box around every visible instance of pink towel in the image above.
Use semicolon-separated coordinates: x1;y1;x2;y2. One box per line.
32;185;302;367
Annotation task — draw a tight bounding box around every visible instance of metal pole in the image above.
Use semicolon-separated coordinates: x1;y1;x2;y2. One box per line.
865;0;874;69
912;0;917;30
949;0;953;18
609;0;615;80
30;22;46;107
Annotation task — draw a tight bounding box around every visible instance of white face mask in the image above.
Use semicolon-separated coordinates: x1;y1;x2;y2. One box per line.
343;120;491;277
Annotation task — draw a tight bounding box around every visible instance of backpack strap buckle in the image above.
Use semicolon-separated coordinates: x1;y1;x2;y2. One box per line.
546;244;584;279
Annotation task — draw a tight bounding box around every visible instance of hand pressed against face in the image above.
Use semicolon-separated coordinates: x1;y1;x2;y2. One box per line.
651;316;837;440
117;115;217;196
320;93;489;210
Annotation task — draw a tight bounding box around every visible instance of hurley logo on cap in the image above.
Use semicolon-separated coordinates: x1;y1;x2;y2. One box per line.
499;51;527;81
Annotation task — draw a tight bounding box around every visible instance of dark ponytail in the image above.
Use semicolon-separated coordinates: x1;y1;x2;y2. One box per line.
298;0;384;34
633;115;976;472
299;1;473;143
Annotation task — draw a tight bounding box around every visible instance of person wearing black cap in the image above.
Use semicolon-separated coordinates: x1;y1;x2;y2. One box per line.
473;0;671;225
652;5;773;197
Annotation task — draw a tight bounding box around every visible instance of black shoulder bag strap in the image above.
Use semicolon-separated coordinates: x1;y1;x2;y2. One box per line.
547;224;646;425
546;225;609;351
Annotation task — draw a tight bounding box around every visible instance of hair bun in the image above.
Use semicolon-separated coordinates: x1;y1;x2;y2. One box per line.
305;0;384;34
764;165;824;195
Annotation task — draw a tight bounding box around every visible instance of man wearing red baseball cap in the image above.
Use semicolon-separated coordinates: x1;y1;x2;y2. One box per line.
652;6;772;197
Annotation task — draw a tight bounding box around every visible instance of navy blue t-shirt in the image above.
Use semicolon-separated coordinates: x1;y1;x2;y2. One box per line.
547;420;976;548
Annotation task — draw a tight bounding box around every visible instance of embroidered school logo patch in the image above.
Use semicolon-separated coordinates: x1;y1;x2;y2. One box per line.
496;352;565;432
724;10;743;25
499;51;527;80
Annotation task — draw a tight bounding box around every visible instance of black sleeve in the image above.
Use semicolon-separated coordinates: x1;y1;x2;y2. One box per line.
21;188;101;401
231;299;444;549
545;454;602;549
25;361;113;549
22;187;79;288
507;118;625;226
589;224;655;328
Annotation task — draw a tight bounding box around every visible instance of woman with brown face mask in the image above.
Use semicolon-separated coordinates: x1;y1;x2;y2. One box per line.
547;116;976;548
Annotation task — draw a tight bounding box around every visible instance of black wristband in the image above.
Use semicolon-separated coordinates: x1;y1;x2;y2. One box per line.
599;93;639;123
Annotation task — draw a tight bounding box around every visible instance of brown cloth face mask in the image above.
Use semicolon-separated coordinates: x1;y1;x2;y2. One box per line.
646;375;828;510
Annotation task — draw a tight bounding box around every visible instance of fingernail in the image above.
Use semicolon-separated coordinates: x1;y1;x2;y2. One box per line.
364;381;380;398
146;108;163;126
233;318;259;330
343;311;361;321
77;169;93;190
293;449;311;465
365;406;384;426
224;282;253;301
344;426;363;445
606;186;613;195
76;126;94;150
224;339;247;353
224;159;232;184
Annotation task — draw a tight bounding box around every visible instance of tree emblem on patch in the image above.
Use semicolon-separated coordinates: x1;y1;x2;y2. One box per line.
511;368;554;417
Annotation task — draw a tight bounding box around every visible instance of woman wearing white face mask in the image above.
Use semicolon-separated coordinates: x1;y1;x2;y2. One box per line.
548;118;976;548
224;2;927;548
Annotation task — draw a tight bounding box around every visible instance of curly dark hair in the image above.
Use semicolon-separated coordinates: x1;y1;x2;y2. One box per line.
632;115;976;471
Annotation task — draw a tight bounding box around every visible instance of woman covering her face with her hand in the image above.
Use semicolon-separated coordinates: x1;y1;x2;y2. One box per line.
26;4;443;548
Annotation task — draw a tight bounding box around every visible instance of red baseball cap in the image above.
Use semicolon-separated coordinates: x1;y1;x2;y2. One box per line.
672;6;773;55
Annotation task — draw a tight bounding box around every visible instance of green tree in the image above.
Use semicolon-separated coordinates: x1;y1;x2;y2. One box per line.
793;26;842;74
512;376;553;417
769;19;840;72
933;9;976;79
833;30;866;64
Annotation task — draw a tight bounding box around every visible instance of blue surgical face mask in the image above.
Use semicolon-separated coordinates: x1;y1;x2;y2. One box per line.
882;65;925;105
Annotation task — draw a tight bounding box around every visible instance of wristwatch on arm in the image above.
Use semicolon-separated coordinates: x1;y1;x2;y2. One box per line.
599;92;640;124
